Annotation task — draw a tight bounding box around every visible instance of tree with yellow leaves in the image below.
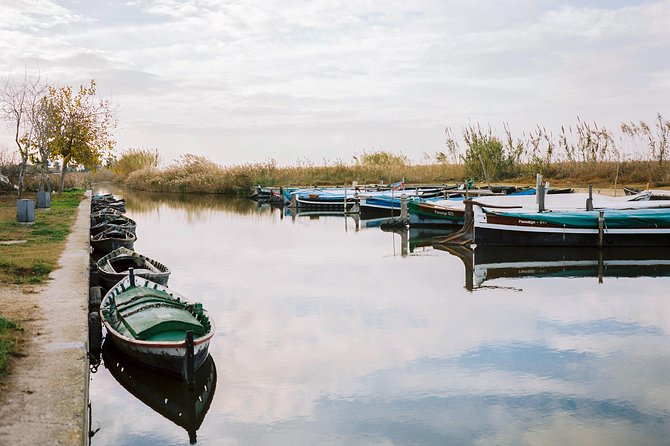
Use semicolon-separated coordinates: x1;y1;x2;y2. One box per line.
44;79;116;195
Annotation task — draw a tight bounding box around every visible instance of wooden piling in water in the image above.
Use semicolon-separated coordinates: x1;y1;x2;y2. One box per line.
598;210;605;248
185;330;195;385
432;201;474;246
586;185;594;211
400;194;408;224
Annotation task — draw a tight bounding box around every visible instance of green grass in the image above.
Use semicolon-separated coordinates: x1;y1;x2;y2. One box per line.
0;189;85;284
0;316;21;375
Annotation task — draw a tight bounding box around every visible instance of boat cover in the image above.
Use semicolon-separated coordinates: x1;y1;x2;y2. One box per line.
486;208;670;229
113;287;205;341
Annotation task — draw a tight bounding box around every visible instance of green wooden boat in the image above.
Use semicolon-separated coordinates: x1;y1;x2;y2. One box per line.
100;271;215;381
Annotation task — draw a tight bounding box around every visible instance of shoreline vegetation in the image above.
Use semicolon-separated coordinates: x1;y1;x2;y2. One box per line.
2;116;669;197
100;116;669;195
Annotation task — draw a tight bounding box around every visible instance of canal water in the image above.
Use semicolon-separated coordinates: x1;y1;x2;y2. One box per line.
89;186;670;445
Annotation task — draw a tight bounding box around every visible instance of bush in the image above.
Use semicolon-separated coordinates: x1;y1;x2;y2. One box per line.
462;124;522;182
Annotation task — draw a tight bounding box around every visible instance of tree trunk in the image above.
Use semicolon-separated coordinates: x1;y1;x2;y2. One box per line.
58;159;68;197
18;154;28;199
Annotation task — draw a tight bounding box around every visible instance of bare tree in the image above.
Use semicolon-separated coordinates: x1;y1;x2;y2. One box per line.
0;72;44;197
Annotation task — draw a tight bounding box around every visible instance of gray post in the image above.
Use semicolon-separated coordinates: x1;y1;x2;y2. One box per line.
400;227;408;257
400;194;408;224
535;173;542;204
537;182;545;212
586;185;594;211
129;267;135;286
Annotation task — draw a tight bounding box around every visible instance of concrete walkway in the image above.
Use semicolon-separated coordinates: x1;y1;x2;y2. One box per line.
0;192;91;445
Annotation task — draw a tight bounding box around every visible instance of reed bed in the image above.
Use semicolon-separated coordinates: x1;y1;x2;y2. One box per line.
117;155;668;196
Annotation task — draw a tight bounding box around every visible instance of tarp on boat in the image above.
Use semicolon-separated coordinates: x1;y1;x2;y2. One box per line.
486;208;670;229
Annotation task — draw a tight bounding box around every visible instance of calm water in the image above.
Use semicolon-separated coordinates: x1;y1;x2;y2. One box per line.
89;186;670;446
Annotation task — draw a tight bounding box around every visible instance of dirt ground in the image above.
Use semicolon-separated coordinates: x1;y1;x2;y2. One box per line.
0;193;90;445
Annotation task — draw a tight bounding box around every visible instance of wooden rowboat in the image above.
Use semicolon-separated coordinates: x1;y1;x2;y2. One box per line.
90;215;137;236
96;247;171;290
90;227;136;254
100;271;215;382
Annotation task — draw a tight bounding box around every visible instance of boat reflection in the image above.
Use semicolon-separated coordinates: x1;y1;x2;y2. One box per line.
436;245;670;290
381;226;459;255
101;341;217;444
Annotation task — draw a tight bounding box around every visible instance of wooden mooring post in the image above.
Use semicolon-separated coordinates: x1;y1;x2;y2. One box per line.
432;200;474;246
598;210;605;248
185;330;195;385
400;194;408;225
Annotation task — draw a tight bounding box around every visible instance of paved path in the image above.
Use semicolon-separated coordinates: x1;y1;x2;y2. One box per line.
0;192;91;445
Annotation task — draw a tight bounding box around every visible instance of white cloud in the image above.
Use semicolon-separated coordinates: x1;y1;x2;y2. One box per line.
0;0;668;164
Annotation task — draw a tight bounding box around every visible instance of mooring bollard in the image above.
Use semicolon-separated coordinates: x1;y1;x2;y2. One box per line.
16;198;35;223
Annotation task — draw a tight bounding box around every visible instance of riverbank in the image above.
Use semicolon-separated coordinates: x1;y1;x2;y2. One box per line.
0;192;91;445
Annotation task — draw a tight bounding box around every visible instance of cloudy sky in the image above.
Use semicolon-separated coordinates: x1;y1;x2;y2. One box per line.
1;0;669;166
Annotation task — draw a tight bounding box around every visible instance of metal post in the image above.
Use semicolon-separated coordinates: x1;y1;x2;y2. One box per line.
185;330;195;385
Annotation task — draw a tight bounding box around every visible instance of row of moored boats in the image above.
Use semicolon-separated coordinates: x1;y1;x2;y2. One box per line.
90;193;215;383
252;182;670;247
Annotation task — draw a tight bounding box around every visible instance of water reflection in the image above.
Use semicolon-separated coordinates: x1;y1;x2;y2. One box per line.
89;184;670;445
437;245;670;291
101;341;217;445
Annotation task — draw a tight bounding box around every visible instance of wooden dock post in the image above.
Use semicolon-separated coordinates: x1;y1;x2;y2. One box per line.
432;200;474;246
538;182;546;212
586;185;594;211
185;330;195;385
400;194;408;225
598;210;605;248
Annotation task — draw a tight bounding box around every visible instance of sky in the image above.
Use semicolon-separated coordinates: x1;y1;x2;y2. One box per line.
0;0;669;166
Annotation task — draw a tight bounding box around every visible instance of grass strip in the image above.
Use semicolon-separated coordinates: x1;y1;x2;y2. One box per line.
0;189;85;284
0;316;21;375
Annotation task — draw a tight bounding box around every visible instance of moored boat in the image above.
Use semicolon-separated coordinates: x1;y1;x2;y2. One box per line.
90;215;137;236
91;227;137;254
96;247;171;290
100;272;215;381
473;206;670;247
